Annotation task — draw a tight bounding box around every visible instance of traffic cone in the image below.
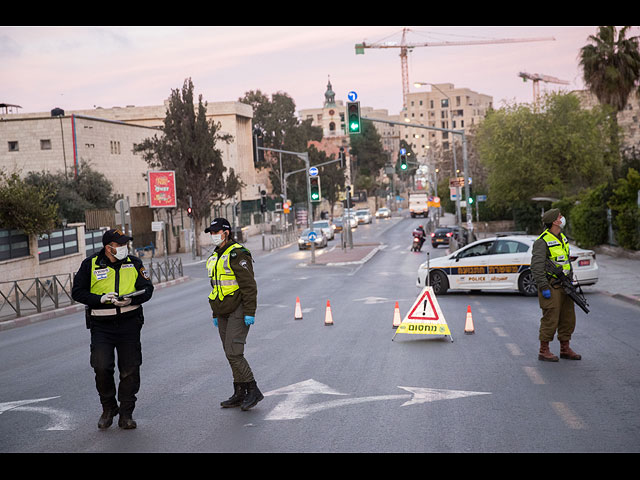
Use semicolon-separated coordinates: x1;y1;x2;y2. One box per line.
324;300;333;326
392;301;402;328
294;297;303;320
464;305;474;334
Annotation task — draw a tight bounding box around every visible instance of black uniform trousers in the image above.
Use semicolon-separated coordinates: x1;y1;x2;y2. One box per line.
89;309;143;415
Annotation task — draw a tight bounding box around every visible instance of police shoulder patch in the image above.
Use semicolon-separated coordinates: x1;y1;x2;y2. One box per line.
140;267;150;280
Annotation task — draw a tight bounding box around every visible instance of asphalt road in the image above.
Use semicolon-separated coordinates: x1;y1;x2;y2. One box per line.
1;216;639;453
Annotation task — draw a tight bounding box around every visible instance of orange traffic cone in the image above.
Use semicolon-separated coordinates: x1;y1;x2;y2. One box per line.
324;300;334;326
464;305;474;334
392;301;402;328
294;297;303;320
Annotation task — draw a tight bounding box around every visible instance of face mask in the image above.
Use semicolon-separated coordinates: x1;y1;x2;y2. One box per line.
211;233;224;246
111;245;128;260
558;216;566;229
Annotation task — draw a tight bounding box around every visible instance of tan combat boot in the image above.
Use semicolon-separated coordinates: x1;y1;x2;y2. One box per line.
560;341;581;360
538;341;559;362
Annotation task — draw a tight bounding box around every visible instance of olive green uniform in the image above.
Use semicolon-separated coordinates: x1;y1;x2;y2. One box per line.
531;230;576;343
207;242;257;383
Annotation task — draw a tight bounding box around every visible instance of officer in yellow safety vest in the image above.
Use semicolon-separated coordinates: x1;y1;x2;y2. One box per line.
72;228;153;430
530;208;581;362
205;218;262;411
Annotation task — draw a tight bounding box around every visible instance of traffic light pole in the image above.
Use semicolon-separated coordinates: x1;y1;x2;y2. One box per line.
362;116;473;243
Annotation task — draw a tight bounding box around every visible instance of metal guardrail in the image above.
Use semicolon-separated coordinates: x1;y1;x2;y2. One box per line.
0;259;184;322
0;274;75;320
267;229;299;251
148;257;183;284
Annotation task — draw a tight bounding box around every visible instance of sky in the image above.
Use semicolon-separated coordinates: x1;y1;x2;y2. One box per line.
2;26;638;117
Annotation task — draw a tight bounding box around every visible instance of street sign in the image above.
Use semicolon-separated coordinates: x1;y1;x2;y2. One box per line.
348;91;358;101
148;170;177;208
308;231;317;241
309;166;318;177
449;177;464;188
477;195;487;202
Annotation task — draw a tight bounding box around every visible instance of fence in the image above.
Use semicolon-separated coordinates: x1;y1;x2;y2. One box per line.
147;257;183;284
0;258;184;321
267;228;299;251
0;273;74;320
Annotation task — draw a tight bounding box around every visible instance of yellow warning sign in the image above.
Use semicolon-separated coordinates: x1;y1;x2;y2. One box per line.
393;287;453;342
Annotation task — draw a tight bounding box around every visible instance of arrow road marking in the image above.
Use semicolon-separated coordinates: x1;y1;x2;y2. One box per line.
0;396;74;431
263;379;491;421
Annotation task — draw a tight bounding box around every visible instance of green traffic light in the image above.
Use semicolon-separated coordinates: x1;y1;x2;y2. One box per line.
468;197;474;204
311;192;319;200
400;163;407;170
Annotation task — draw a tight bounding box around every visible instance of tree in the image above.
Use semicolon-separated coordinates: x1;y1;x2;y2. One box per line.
476;93;619;209
24;161;116;223
135;78;242;253
348;118;387;195
0;170;58;236
239;90;322;205
579;26;640;112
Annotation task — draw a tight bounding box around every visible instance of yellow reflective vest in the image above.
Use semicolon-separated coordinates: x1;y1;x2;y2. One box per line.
537;229;571;274
90;256;138;296
206;242;243;301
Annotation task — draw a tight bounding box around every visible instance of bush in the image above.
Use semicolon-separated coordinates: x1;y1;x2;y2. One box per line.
609;168;640;250
569;184;610;248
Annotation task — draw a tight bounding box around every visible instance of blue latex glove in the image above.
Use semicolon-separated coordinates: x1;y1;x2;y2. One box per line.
212;317;218;327
244;315;255;326
542;289;551;299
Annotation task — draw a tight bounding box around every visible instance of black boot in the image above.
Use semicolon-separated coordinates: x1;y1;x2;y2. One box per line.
241;381;264;411
98;406;119;430
220;382;247;408
118;413;137;429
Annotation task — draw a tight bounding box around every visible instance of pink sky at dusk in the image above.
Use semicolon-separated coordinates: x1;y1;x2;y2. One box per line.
2;26;636;117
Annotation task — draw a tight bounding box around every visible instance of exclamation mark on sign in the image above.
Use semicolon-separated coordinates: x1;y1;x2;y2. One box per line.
423;300;428;316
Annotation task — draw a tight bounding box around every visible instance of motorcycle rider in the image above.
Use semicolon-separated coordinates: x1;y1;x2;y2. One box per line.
412;225;426;251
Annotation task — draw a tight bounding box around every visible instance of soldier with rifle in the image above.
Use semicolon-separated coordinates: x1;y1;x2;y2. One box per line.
531;208;584;362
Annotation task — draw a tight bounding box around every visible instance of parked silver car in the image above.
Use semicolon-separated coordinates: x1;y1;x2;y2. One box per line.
312;220;335;240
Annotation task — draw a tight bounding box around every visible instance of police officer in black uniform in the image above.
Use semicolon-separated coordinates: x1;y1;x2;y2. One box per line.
72;228;153;429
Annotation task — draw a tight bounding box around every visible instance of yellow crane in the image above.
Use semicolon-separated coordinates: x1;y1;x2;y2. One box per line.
518;71;570;104
355;28;556;110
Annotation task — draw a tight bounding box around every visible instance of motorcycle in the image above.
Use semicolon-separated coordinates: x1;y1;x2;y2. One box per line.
411;231;425;252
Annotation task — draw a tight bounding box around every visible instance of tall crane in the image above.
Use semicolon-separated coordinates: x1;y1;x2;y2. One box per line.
355;28;556;110
518;71;570;104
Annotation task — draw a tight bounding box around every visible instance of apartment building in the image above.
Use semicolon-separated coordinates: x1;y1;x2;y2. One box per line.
401;83;493;157
0;100;260;205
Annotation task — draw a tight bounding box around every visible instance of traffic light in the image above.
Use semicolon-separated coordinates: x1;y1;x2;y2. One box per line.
260;190;267;213
346;101;361;134
309;176;321;202
187;206;193;217
400;154;408;170
467;185;474;205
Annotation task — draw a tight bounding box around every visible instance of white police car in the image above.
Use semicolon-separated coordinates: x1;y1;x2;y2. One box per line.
417;235;598;296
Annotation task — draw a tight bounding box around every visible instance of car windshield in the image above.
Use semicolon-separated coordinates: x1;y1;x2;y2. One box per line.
313;222;329;228
435;228;453;234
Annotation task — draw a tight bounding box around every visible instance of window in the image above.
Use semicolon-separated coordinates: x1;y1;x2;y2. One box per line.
441;99;449;108
492;240;530;254
8;141;19;152
458;241;495;258
40;139;52;150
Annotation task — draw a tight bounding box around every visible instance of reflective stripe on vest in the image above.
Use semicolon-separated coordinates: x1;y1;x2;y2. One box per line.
537;229;571;274
90;256;138;296
206;243;242;301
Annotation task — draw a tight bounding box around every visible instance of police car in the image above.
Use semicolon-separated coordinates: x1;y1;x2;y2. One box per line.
416;235;598;296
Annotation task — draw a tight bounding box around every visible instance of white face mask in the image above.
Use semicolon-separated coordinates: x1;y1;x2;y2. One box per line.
558;216;566;229
211;233;224;246
110;245;128;260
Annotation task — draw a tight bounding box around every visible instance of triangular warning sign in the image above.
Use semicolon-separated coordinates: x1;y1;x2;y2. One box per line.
393;286;453;342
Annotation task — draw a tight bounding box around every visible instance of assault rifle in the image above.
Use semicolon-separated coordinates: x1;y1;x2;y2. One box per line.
545;259;590;314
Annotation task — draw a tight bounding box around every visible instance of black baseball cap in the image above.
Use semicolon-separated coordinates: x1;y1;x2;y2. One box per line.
102;228;132;246
205;218;231;233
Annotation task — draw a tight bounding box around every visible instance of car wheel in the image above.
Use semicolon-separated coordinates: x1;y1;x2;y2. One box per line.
518;270;537;297
429;270;449;295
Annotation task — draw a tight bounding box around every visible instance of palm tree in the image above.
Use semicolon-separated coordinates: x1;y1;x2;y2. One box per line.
579;26;640;112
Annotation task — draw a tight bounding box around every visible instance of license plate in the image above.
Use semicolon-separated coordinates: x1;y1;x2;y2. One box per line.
578;259;590;266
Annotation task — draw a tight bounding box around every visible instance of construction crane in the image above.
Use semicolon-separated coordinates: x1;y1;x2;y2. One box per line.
518;71;570;104
355;28;556;110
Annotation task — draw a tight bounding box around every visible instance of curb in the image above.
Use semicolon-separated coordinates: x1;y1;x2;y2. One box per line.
0;276;191;332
